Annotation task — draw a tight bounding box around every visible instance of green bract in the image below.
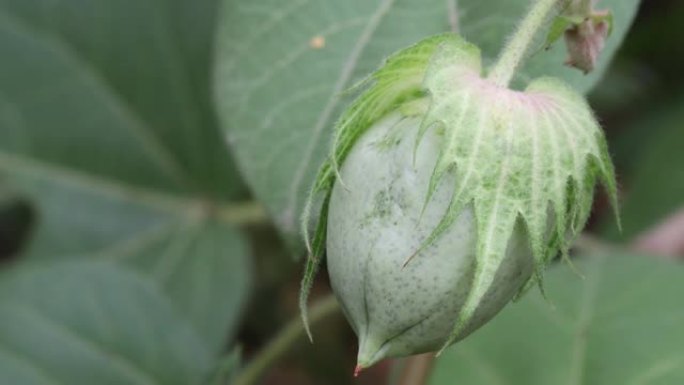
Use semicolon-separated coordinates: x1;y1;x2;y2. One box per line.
300;34;618;368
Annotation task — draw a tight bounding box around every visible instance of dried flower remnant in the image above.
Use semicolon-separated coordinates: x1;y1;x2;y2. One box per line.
564;9;611;73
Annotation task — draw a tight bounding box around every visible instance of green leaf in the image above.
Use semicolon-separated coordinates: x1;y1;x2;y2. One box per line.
111;220;252;353
0;0;243;197
0;261;214;385
214;0;639;247
0;0;252;351
602;97;684;240
429;254;684;385
1;166;252;352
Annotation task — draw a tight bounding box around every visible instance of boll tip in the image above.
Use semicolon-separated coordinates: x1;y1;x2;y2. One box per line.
353;364;363;377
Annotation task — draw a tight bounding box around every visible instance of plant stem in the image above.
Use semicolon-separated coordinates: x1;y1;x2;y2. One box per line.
579;0;592;13
487;0;560;87
233;295;340;385
396;353;435;385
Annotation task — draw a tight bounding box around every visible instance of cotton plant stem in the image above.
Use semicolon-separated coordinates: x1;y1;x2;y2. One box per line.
487;0;561;87
396;353;435;385
233;295;340;385
579;0;593;12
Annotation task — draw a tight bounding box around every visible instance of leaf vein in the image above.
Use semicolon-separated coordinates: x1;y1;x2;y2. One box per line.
282;0;397;231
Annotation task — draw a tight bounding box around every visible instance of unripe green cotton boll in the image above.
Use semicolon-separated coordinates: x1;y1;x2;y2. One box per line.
299;33;618;371
326;111;535;367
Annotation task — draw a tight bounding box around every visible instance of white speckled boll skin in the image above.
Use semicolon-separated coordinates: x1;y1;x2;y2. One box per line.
327;112;535;367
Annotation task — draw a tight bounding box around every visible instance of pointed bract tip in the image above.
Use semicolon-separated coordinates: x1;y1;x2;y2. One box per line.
300;310;314;343
401;250;419;268
303;322;313;343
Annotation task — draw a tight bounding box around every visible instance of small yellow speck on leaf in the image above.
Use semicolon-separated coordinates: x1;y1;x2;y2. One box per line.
309;36;325;49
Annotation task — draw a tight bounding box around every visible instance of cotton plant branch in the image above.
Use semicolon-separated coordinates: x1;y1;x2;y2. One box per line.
232;295;340;385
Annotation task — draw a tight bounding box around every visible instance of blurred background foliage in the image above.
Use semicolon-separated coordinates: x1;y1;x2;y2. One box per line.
0;0;682;384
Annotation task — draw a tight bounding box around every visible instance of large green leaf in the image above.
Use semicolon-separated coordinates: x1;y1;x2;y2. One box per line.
0;0;252;351
429;254;684;385
0;261;214;385
214;0;639;247
0;164;252;353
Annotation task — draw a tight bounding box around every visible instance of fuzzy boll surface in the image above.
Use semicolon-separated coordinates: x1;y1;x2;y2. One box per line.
326;111;534;367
